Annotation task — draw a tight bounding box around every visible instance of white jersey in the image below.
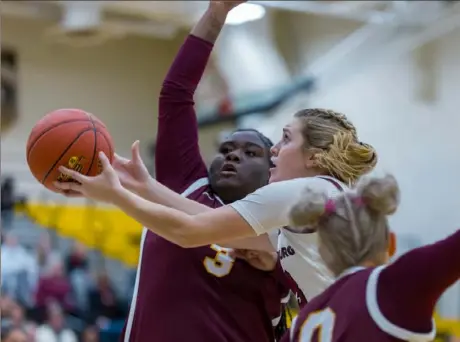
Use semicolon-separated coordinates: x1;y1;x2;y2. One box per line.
231;176;346;302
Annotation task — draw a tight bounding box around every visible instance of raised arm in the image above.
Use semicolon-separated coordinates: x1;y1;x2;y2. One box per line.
155;4;230;192
369;229;460;335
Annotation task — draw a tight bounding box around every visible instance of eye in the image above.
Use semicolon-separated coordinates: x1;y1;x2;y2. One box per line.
219;146;230;154
246;150;256;157
282;132;289;142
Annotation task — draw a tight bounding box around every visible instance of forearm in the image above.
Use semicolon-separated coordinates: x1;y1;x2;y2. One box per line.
113;187;197;247
191;8;228;44
136;178;212;215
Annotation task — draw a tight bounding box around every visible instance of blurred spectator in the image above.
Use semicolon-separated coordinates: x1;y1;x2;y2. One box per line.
35;303;77;342
35;258;74;316
35;232;61;275
1;327;28;342
81;325;100;342
1;177;16;229
1;232;38;306
88;271;126;324
66;242;89;274
1;296;27;330
24;321;38;342
66;242;90;311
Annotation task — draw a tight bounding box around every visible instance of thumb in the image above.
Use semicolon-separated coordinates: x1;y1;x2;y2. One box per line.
131;140;141;163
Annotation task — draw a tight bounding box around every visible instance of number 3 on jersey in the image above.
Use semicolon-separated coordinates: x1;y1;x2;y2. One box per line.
299;308;335;342
203;244;235;277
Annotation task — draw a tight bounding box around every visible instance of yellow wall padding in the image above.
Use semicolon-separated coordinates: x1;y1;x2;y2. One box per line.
25;203;142;267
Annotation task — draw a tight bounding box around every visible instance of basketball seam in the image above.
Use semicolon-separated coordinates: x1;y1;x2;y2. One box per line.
41;128;95;184
85;114;98;176
27;118;94;162
96;128;113;160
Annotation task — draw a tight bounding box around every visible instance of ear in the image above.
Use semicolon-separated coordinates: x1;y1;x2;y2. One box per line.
388;231;397;258
303;148;321;169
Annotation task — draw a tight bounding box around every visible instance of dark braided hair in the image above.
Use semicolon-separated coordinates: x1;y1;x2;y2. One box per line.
231;128;274;166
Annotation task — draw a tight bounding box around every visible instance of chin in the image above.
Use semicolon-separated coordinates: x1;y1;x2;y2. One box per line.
214;176;242;189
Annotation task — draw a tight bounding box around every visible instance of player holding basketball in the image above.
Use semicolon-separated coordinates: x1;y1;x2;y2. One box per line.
280;175;460;341
59;1;289;341
56;6;377;309
58;113;377;308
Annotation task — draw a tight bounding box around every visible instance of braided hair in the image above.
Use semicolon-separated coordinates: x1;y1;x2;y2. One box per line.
294;108;377;184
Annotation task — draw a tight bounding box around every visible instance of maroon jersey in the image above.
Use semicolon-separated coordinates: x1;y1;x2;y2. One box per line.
284;229;460;342
120;35;288;342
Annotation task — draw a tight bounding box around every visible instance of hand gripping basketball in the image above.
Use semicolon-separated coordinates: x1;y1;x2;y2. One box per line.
54;151;122;204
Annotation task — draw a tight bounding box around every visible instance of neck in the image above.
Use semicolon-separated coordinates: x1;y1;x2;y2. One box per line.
215;189;245;204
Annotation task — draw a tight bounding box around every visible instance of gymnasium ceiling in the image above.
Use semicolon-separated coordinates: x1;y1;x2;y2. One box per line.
2;1;457;41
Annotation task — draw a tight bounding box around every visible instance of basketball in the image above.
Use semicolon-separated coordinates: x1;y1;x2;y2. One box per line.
26;109;114;192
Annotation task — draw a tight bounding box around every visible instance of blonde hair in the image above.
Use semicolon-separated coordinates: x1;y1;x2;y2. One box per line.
294;109;377;184
289;174;399;277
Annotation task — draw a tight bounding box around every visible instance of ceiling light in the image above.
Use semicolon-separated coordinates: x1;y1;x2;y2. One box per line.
226;3;266;26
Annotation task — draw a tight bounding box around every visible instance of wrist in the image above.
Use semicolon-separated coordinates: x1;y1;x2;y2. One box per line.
112;185;132;207
130;179;150;197
206;7;229;23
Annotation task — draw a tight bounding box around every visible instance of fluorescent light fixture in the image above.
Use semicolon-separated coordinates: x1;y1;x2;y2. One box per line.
226;3;266;25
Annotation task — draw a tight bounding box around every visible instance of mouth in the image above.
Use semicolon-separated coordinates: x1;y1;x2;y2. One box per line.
220;163;238;176
270;158;277;172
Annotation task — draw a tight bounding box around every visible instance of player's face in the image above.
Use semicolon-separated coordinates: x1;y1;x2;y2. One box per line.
270;118;313;183
209;131;270;203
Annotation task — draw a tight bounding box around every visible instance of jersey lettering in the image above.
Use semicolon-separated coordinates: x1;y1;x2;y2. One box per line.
298;308;335;342
203;244;235;277
278;245;296;260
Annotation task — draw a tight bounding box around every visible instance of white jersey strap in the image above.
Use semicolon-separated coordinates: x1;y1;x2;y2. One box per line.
182;177;209;197
365;265;436;341
316;176;345;192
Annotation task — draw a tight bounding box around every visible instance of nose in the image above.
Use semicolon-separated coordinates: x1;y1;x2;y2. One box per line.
270;144;279;157
226;150;241;163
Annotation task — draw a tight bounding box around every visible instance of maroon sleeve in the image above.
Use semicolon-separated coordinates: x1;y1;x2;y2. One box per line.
377;229;460;331
155;35;213;193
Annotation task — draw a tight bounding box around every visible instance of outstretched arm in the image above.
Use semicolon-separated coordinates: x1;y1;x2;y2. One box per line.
110;178;308;248
130;177;276;251
112;186;257;248
372;229;460;334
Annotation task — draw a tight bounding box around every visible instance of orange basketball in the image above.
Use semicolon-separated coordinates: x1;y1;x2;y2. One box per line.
26;109;114;192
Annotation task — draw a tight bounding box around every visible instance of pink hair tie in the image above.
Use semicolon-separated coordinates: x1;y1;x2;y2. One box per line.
324;199;336;214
